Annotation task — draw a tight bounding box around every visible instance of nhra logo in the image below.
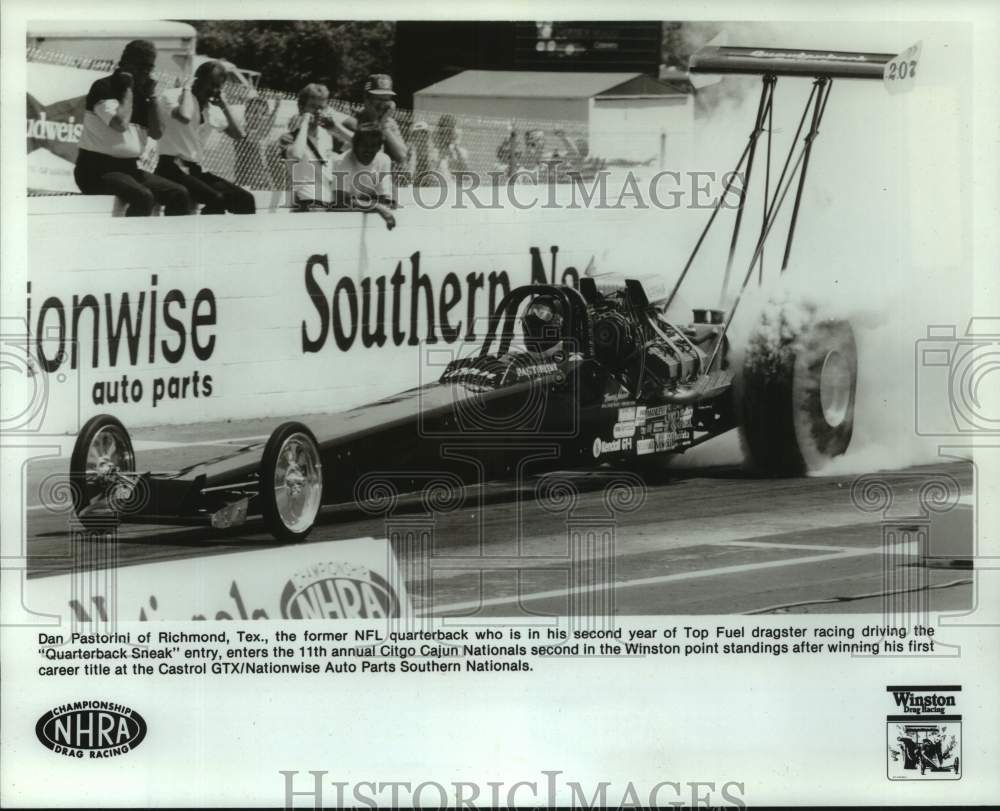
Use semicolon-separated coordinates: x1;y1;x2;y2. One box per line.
280;562;400;619
35;701;147;759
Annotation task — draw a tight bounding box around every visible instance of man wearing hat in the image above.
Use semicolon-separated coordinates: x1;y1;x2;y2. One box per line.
341;73;408;164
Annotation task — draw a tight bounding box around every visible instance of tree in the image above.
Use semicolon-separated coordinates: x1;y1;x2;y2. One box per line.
183;20;395;100
662;21;722;68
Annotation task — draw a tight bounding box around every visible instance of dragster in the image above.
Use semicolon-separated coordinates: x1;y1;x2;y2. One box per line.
68;43;919;542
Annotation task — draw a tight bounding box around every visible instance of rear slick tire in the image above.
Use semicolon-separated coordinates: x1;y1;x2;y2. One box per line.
738;316;858;475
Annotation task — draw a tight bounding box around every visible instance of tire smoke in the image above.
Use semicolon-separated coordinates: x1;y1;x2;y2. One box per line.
636;22;973;475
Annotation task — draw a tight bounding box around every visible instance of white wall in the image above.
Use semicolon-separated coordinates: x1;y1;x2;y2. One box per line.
24;199;692;435
589;96;695;163
414;95;590;127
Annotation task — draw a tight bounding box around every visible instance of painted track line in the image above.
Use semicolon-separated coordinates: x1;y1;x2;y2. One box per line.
725;540;859;552
419;543;912;616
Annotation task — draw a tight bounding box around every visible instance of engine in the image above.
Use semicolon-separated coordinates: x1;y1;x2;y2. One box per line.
590;298;710;393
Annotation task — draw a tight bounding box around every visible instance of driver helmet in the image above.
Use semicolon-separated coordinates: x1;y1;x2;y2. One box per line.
522;295;564;353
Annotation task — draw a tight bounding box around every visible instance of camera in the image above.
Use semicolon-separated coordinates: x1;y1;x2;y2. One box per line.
312;106;338;130
914;318;1000;435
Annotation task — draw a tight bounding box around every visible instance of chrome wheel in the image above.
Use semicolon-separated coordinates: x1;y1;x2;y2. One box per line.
272;433;322;533
85;425;134;487
819;349;851;428
70;414;136;522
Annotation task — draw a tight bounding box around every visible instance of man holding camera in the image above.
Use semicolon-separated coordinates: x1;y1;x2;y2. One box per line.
280;83;353;207
74;40;190;216
341;74;408;164
154;60;256;214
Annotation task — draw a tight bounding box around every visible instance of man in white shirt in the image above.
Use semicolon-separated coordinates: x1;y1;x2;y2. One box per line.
280;89;395;229
330;124;396;230
74;40;190;216
332;125;393;199
278;83;353;207
154;60;255;214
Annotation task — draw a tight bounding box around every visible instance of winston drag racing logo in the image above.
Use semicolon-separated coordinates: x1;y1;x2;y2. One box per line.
886;685;962;780
892;690;957;714
35;700;147;759
280;561;400;619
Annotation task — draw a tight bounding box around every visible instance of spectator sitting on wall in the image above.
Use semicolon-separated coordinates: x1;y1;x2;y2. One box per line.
74;40;190;216
279;83;350;207
330;124;396;230
154;60;255;214
341;74;408;164
282;110;395;231
433;114;469;177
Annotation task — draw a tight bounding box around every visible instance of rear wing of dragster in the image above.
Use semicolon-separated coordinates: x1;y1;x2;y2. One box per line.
688;45;919;85
661;42;921;373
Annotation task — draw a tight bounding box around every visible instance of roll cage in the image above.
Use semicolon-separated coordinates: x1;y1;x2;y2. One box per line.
477;284;592;358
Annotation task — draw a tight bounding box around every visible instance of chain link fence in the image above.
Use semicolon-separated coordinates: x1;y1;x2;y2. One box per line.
28;45;665;196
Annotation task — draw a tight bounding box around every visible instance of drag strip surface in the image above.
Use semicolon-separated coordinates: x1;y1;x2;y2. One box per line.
22;422;974;615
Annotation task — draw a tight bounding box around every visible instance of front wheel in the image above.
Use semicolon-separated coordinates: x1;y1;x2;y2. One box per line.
69;414;136;525
259;422;323;543
738;311;858;475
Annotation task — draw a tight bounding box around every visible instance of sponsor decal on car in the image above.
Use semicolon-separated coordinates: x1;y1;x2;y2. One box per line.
656;432;679;450
613;421;636;439
602;390;634;407
439;364;504;389
513;361;559;379
636;432;681;456
35;700;147;759
644;404;694;423
592;436;633;458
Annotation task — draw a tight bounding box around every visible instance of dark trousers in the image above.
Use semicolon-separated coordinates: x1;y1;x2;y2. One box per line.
74;149;191;216
155;156;256;214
